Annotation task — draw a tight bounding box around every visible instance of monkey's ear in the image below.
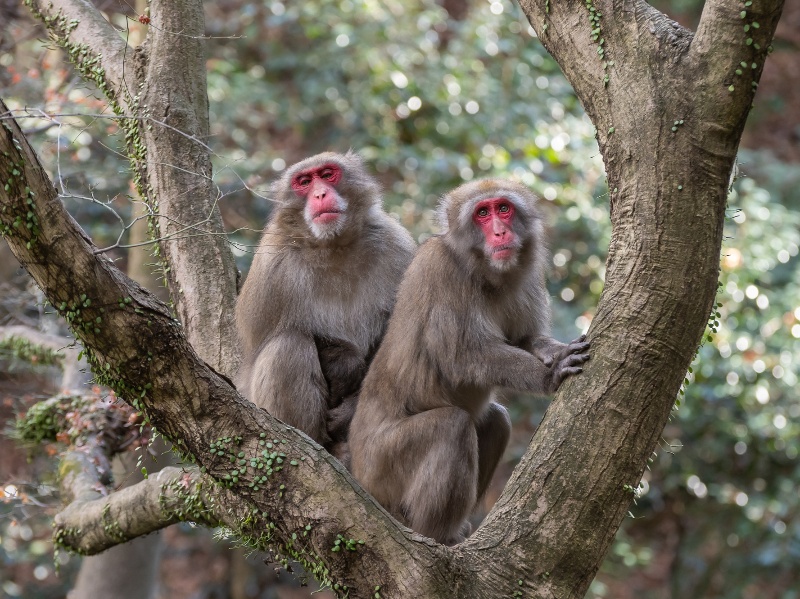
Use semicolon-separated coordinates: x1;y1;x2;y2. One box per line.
268;176;288;203
343;148;366;166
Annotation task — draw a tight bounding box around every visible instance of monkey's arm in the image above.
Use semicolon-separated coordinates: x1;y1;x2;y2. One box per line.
247;331;332;445
423;308;549;393
424;306;589;394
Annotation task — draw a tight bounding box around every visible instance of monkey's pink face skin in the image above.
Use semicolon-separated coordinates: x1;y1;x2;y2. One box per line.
292;164;344;224
292;164;349;239
473;197;517;263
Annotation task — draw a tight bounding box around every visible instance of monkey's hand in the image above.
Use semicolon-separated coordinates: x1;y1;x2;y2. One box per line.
546;336;591;392
326;393;359;444
315;337;367;408
532;334;589;366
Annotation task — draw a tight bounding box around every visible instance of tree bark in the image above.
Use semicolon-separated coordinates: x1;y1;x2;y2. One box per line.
2;0;786;597
24;0;240;376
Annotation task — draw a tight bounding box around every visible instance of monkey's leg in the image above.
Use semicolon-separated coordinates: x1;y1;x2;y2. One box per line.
249;331;330;445
400;407;479;545
475;401;511;501
326;393;359;469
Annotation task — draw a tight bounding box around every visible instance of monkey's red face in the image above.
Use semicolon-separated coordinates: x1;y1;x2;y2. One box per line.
473;197;518;266
291;164;348;238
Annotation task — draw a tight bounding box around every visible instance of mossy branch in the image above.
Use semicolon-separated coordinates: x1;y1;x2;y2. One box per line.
54;464;225;555
2;98;449;598
25;0;139;113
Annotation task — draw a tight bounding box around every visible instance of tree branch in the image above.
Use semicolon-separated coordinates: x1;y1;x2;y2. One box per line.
474;0;785;596
518;0;608;117
135;0;240;376
693;0;785;136
26;0;138;112
1;98;448;598
54;464;224;554
0;324;87;389
27;0;240;376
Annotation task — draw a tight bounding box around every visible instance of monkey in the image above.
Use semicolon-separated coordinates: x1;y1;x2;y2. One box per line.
235;151;416;462
349;178;590;545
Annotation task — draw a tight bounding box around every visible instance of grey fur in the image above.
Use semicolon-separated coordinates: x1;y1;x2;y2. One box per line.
235;152;416;461
350;178;590;544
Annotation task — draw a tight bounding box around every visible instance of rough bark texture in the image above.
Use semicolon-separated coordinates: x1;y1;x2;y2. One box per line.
468;0;785;595
1;0;786;597
25;0;240;376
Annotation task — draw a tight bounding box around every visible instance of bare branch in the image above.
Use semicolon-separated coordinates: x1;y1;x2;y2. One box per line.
54;464;224;554
26;0;139;113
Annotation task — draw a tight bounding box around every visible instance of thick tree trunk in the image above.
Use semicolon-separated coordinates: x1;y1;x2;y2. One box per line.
70;454;165;599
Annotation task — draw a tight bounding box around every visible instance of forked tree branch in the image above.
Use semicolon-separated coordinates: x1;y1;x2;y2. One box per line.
26;0;241;376
0;99;450;597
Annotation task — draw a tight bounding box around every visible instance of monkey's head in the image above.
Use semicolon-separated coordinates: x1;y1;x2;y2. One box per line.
272;151;383;242
439;179;543;274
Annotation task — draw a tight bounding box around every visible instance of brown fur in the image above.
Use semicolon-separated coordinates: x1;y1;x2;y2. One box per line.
235;151;416;461
350;179;589;544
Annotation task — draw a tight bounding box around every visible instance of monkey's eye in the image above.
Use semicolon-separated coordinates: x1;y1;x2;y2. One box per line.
296;176;312;187
499;204;510;213
320;169;334;180
476;207;489;218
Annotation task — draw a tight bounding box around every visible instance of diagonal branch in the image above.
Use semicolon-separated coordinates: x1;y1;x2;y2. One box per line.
693;0;785;136
1;98;448;598
517;0;607;111
26;0;139;113
55;462;225;554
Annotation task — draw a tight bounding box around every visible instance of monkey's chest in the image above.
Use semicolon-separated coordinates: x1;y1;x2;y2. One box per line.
485;297;539;342
308;277;389;350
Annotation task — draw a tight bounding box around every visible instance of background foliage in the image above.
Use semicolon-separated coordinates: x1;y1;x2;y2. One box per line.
1;0;798;597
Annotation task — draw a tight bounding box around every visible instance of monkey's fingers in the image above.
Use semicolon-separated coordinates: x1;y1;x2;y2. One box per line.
563;337;590;355
555;347;591;366
566;352;591;364
551;365;585;390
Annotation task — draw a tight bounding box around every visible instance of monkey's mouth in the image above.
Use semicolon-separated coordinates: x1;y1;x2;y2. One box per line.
312;210;342;224
490;245;516;260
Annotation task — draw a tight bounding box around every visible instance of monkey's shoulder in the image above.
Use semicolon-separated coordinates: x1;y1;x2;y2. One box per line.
406;236;457;276
364;215;416;256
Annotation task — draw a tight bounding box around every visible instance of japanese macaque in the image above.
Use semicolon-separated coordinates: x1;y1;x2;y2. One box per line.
235;152;416;462
350;178;590;545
